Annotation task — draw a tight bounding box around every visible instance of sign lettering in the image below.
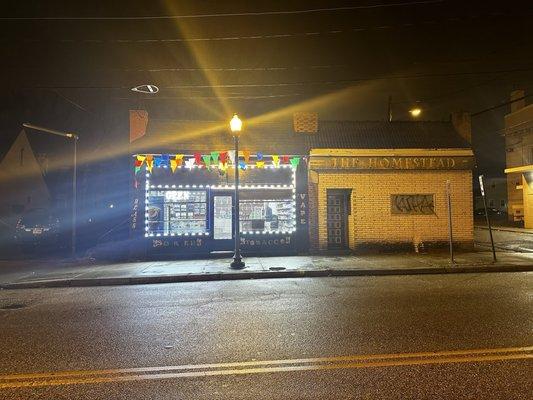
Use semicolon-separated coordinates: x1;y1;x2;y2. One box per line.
310;156;474;171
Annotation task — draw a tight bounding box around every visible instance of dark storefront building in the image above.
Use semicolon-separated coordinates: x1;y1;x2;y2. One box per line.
130;120;309;257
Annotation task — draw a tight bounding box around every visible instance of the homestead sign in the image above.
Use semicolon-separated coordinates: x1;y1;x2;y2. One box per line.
309;156;474;170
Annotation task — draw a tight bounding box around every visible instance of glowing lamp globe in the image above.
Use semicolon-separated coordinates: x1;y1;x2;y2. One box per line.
230;114;242;134
409;108;422;117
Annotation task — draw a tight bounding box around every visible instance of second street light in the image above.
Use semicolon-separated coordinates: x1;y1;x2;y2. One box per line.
229;114;245;269
22;123;79;257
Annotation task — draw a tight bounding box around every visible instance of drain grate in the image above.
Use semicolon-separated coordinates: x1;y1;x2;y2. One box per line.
269;267;286;271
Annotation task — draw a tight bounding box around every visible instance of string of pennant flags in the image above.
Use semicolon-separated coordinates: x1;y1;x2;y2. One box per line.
134;152;302;174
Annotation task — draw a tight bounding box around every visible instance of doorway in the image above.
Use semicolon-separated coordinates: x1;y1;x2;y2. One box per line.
326;190;349;249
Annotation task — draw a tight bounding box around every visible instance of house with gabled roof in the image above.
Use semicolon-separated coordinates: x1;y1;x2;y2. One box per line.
0;130;50;230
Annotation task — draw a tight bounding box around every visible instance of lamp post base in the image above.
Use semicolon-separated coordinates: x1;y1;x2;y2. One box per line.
230;256;245;270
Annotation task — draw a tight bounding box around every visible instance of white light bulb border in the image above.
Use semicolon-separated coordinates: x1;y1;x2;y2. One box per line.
143;165;298;238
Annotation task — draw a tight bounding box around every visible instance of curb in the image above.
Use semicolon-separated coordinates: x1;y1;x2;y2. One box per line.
1;264;532;289
475;242;533;253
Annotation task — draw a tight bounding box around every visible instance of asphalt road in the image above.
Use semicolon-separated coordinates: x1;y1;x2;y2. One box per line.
0;273;532;399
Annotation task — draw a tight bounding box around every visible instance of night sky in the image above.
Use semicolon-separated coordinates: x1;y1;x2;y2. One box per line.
1;0;532;175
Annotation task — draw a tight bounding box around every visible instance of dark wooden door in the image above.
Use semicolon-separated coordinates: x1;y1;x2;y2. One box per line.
327;191;348;249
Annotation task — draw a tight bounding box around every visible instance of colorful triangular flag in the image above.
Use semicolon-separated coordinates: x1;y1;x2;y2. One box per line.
220;151;228;165
202;155;212;168
136;155;146;166
228;150;236;165
243;150;251;164
194;152;202;165
145;155;153;173
170;159;178;172
185;158;196;169
290;157;300;168
161;154;170;168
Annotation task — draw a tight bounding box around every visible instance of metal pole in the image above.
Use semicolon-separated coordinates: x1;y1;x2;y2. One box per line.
446;180;454;264
22;123;78;257
23;123;75;139
479;175;497;261
230;135;245;269
72;137;77;257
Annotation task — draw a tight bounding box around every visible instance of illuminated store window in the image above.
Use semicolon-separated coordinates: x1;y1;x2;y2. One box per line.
146;190;208;236
239;189;296;233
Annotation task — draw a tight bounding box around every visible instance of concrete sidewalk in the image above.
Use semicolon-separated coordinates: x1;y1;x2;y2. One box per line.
1;249;532;289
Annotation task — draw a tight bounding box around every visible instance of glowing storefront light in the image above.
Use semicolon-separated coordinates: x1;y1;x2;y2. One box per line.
142;158;298;238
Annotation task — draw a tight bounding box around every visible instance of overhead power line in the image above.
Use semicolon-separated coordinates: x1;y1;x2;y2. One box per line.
0;1;443;21
4;64;348;73
115;94;301;100
471;94;533;117
19;67;533;91
3;12;524;44
163;68;533;88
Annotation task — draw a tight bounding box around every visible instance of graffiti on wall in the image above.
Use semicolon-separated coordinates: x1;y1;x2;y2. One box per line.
391;194;435;215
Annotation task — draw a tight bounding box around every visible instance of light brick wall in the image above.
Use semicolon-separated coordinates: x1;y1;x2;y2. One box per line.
308;181;320;251
314;170;473;251
522;175;533;228
504;103;533;222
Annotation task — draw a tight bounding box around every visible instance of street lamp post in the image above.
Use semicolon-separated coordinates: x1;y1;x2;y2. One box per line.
229;114;245;269
22;123;79;257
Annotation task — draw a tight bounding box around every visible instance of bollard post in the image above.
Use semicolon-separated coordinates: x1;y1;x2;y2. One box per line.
479;175;497;262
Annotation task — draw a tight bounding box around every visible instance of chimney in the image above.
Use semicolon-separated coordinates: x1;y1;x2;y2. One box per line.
293;112;318;133
510;89;525;113
451;111;472;144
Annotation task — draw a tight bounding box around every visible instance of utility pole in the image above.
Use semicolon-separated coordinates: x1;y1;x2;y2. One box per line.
23;123;79;257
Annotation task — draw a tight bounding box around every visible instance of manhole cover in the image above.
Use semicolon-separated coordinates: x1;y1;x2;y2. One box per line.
0;303;27;310
269;267;286;271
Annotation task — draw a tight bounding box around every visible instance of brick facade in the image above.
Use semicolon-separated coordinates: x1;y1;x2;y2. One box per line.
307;180;320;252
309;169;473;252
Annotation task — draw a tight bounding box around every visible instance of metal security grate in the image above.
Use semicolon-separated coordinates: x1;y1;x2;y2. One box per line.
327;193;347;249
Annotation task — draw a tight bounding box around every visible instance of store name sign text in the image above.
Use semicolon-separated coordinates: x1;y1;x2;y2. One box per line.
309;156;474;170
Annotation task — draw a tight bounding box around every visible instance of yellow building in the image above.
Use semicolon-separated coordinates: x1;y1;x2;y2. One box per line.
503;90;533;226
305;118;475;252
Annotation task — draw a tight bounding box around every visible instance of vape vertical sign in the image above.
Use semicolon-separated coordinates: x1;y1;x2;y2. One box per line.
298;193;308;226
295;160;309;252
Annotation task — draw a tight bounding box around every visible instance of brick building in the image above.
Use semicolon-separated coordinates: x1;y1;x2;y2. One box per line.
130;115;474;256
304;119;474;252
503;90;533;226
